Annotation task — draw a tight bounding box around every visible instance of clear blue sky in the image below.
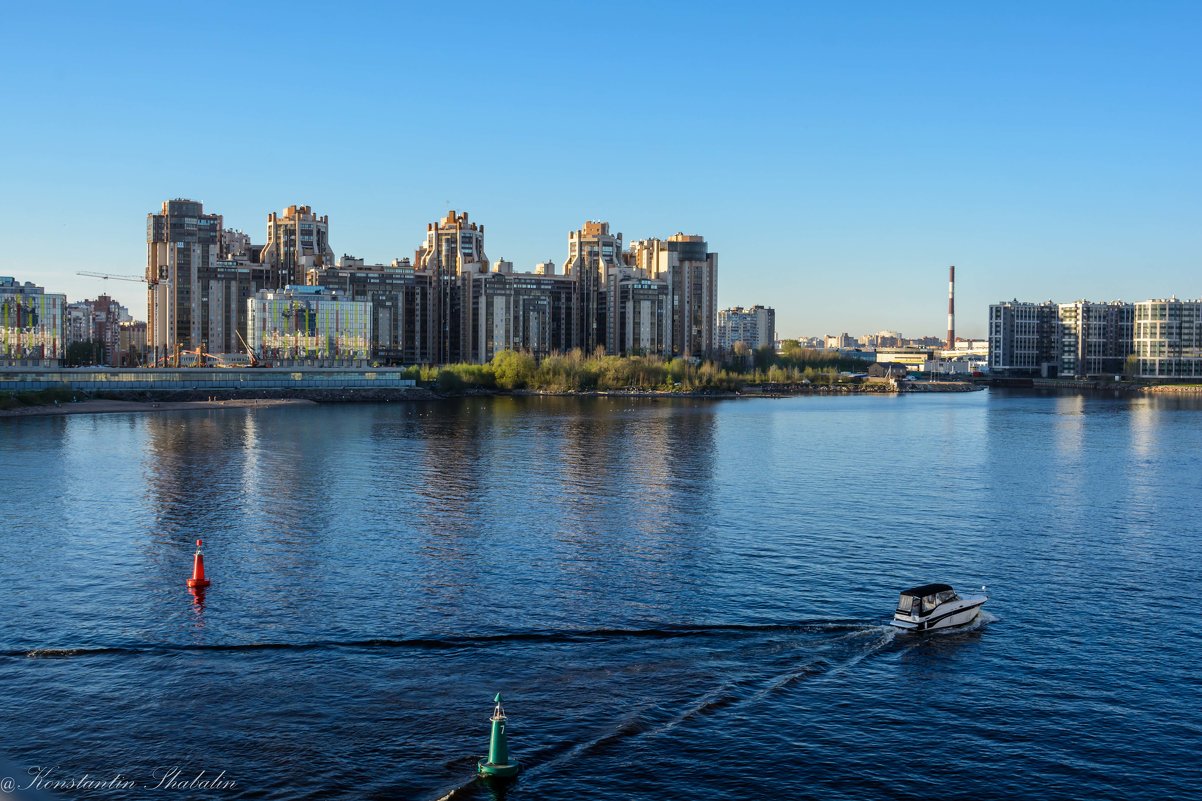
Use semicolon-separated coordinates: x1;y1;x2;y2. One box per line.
1;1;1198;339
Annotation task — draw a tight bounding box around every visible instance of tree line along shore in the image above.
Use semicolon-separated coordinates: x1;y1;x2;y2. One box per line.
408;346;875;393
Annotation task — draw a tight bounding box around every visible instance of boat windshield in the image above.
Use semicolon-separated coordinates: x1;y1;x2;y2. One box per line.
899;587;960;615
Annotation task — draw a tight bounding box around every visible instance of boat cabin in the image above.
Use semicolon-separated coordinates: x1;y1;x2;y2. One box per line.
896;583;960;616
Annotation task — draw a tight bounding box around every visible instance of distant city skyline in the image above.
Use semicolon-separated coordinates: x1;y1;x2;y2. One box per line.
2;2;1199;339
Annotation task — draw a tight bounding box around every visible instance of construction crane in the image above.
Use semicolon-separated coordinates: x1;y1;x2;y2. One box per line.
235;329;264;367
77;271;147;282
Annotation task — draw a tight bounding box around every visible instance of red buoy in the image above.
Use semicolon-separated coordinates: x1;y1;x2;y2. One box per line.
187;539;211;589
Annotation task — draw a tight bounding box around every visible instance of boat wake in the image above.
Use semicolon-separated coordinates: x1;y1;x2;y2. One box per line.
433;620;902;798
7;620;869;660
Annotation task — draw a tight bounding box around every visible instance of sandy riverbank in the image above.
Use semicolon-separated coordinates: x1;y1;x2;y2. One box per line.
1142;384;1202;393
0;397;316;419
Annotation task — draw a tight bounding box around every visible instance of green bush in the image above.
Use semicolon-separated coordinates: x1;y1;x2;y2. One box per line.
491;350;537;390
435;369;465;393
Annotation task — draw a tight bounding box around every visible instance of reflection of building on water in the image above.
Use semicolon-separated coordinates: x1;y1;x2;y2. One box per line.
142;410;351;599
559;399;621;498
1051;394;1086;455
144;412;307;531
413;401;489;535
144;414;242;535
555;399;717;539
1128;398;1158;460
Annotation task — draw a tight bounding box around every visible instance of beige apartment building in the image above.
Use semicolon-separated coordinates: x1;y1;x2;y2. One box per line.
260;205;335;288
627;233;718;359
145;198;223;365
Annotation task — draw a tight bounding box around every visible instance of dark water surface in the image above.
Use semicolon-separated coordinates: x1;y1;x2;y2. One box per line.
1;392;1200;800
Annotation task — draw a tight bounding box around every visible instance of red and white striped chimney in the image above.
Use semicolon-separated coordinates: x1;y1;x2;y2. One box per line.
947;265;956;349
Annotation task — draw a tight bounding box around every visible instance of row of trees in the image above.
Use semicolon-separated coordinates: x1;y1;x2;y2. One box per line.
65;340;107;367
399;346;867;393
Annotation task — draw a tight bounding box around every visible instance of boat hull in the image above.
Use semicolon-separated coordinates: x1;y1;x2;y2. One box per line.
891;597;986;632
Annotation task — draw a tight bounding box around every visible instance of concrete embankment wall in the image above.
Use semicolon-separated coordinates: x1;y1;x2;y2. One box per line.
0;368;417;393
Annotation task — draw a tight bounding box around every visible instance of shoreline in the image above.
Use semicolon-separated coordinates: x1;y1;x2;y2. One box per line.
1141;384;1202;394
1;382;983;419
0;397;317;419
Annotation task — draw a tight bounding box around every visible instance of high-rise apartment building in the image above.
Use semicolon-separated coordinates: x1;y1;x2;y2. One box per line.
415;211;489;364
146;198;223;365
260;205;334;288
628;234;718;358
988;301;1061;376
1134;298;1202;378
208;260;273;357
459;270;516;363
221;229;255;260
606;269;670;356
510;272;576;356
415;210;489;276
565;221;624;353
65;302;91;348
1057;300;1133;377
717;305;776;353
990;299;1136;377
138;202;720;367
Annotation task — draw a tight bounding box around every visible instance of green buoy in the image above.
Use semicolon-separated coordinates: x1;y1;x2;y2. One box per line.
477;693;520;778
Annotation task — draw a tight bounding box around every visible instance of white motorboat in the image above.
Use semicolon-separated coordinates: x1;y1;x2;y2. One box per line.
890;583;986;632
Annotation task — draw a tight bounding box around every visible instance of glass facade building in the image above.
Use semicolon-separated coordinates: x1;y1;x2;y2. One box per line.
247;286;372;361
0;276;66;366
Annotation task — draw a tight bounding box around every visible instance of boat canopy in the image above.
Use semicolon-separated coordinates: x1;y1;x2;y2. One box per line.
899;583;953;598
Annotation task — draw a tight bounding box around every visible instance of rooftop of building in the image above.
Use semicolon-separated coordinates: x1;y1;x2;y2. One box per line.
580;221;611;236
157;199;211;216
720;305;774;314
270;205;327;222
430;210;481;232
1;277;49;293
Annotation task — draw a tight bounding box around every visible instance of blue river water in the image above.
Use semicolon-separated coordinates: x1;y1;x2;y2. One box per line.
1;391;1200;800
